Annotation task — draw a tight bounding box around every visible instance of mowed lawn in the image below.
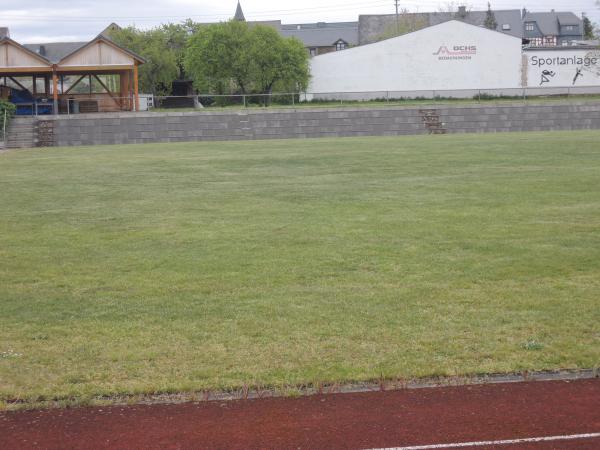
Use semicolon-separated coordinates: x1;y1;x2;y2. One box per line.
1;131;599;406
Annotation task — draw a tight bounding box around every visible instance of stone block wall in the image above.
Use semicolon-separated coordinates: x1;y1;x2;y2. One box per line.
36;102;600;147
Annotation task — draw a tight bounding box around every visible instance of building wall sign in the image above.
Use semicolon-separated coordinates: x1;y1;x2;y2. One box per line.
525;50;600;87
434;45;477;60
531;56;599;68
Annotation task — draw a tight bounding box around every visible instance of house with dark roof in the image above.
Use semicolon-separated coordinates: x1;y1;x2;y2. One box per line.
522;10;584;47
281;22;358;56
233;2;357;57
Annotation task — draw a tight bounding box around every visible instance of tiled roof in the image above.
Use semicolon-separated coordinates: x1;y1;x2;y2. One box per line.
427;10;523;38
23;42;87;64
523;12;582;35
281;22;358;47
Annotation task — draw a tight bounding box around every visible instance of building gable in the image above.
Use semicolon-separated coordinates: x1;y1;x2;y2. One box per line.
0;38;52;69
59;38;137;67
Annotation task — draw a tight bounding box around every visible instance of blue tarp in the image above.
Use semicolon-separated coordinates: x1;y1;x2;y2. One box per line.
9;88;53;115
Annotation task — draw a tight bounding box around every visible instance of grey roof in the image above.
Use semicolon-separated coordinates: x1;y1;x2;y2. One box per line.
556;12;582;26
281;22;359;47
23;42;86;64
22;34;145;65
427;9;523;38
523;12;582;35
234;1;246;21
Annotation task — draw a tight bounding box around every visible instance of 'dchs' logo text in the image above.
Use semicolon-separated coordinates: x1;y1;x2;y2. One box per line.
433;45;477;60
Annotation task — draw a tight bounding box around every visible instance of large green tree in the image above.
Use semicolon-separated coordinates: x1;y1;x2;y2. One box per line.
247;26;310;96
184;21;254;94
109;27;180;96
184;21;310;98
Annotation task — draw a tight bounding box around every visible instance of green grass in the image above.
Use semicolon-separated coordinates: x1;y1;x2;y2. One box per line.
1;131;599;406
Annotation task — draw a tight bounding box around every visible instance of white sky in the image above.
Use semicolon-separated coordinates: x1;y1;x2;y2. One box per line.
2;0;599;43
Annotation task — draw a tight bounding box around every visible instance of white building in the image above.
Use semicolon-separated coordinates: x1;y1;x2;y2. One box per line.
307;20;600;99
307;21;524;99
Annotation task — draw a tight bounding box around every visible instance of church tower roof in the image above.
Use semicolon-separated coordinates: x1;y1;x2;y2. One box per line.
233;2;246;21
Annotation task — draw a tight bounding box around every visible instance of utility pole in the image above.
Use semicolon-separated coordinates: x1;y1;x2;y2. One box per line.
395;0;400;35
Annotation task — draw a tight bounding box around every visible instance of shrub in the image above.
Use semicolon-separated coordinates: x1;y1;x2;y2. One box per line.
0;100;16;140
0;99;16;120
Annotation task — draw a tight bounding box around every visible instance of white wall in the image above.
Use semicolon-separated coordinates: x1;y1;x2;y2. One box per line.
524;49;600;88
308;20;523;97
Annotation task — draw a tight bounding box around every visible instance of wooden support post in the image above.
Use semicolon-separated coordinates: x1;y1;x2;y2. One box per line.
52;70;59;115
133;63;139;112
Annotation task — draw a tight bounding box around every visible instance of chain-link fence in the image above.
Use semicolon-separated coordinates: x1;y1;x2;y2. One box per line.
7;85;600;117
149;85;600;110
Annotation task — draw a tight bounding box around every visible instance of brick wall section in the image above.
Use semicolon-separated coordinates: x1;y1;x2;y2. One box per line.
36;102;600;147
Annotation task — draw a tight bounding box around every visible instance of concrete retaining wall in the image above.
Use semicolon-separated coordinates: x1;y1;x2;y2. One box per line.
37;101;600;147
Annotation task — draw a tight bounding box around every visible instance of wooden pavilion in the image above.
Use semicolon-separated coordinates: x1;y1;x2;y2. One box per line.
0;32;144;115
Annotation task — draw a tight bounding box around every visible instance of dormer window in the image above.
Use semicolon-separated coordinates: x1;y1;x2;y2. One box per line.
525;22;535;31
502;24;511;30
564;25;576;31
335;40;347;51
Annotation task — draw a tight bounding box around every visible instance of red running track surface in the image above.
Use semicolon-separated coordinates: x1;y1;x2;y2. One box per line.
1;379;599;450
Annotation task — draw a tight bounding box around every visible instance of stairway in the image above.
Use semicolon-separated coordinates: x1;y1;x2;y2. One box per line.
419;109;447;134
6;117;37;149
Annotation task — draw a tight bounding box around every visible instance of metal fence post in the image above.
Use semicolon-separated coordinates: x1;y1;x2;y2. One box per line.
243;95;246;108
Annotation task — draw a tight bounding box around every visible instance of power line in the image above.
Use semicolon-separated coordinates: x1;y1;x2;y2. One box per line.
1;0;392;21
3;0;597;25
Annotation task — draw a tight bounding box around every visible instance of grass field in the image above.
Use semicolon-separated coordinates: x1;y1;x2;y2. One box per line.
1;131;599;407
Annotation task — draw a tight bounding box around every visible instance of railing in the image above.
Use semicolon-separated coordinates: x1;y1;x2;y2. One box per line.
6;85;600;119
150;85;600;110
1;109;6;147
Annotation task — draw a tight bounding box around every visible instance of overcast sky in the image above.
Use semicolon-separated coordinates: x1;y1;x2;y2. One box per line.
2;0;599;43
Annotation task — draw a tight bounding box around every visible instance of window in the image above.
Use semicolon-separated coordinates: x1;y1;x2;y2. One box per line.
309;48;317;57
544;36;557;46
564;25;576;31
502;24;511;30
335;40;347;51
529;37;543;46
525;22;535;31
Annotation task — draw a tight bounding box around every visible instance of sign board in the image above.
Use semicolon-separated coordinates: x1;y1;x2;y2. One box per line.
525;49;600;87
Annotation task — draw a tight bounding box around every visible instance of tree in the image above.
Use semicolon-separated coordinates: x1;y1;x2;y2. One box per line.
109;27;179;95
375;9;428;41
184;20;254;94
583;15;595;40
438;2;471;14
484;3;498;30
184;21;310;100
160;23;192;80
247;26;310;100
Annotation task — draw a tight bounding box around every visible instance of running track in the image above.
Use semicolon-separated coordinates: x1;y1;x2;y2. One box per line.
1;379;599;449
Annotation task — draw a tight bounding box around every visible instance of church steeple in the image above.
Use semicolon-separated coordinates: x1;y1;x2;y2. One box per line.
233;1;246;21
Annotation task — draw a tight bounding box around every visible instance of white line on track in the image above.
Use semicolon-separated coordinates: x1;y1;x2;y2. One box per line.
367;432;600;450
